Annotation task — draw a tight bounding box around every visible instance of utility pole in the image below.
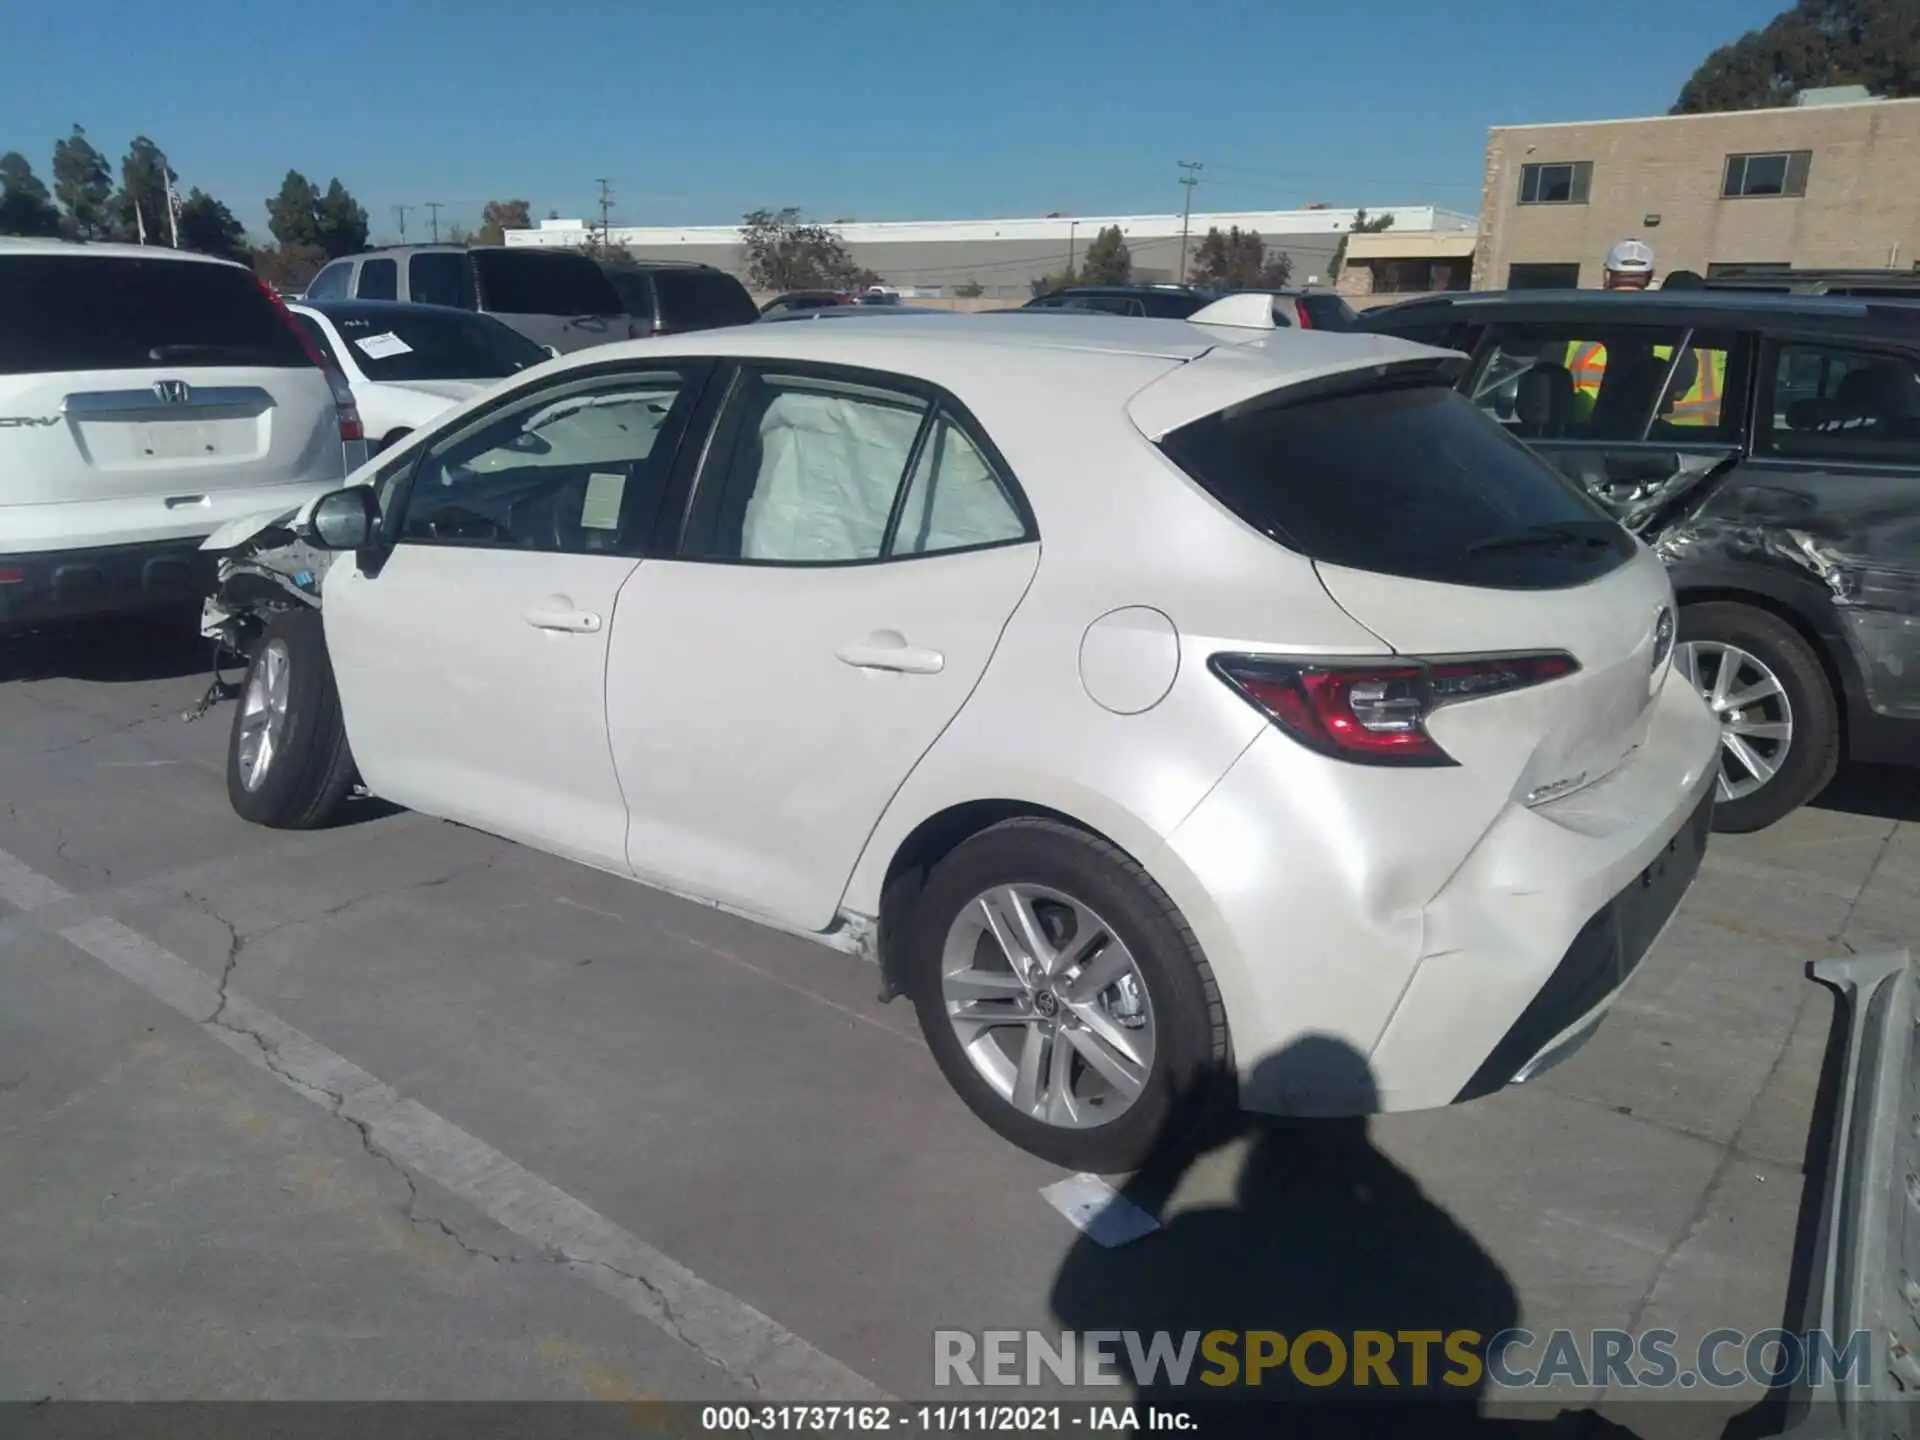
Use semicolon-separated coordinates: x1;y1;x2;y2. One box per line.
392;203;414;245
1068;218;1078;277
594;178;615;256
1176;161;1203;284
425;201;443;243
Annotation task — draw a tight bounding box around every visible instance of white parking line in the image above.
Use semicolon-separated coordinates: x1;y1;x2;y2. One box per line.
0;845;889;1401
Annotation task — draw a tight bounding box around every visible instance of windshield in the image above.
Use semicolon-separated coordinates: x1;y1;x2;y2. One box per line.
324;308;549;382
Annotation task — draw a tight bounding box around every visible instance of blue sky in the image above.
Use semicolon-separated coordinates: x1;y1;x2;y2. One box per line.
5;0;1777;243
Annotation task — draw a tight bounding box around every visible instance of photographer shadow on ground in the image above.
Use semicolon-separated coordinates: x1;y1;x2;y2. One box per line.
1047;1035;1644;1438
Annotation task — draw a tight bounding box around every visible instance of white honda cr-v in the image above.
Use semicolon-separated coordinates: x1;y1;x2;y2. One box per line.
0;240;363;635
209;309;1720;1170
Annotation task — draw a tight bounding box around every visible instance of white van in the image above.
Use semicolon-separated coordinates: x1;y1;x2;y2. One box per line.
0;240;365;633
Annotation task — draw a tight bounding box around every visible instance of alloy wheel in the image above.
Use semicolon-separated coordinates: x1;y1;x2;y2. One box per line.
1676;639;1794;802
235;638;291;793
940;884;1156;1129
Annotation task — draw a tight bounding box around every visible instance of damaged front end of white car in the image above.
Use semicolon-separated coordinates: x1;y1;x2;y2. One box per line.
185;492;355;719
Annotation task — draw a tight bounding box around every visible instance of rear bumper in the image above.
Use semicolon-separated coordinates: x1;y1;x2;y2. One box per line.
1158;668;1721;1116
0;538;214;630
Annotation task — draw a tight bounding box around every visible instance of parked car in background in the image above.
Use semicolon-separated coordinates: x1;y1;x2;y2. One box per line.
1025;284;1219;319
288;300;552;454
1358;288;1920;831
1701;267;1920;299
597;261;759;337
302;245;630;355
203;311;1716;1170
0;240;362;635
758;290;857;320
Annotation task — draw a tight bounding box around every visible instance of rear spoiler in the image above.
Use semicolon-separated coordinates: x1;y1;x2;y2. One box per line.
1790;948;1918;1434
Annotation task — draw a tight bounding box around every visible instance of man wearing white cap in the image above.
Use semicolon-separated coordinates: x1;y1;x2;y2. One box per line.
1601;237;1656;290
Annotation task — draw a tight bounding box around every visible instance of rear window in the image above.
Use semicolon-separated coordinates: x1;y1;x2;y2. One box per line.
472;250;623;317
654;269;758;330
1157;381;1633;590
0;255;311;375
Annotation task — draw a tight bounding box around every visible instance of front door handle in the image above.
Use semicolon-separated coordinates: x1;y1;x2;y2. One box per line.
524;597;603;634
836;631;944;675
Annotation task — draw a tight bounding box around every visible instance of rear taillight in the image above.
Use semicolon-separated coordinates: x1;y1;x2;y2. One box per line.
254;275;362;445
1293;299;1313;329
1210;652;1578;766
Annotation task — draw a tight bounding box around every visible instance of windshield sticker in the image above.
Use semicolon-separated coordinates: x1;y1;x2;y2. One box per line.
354;332;414;360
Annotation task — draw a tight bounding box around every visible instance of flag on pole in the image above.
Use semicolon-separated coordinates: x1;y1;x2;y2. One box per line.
166;184;182;248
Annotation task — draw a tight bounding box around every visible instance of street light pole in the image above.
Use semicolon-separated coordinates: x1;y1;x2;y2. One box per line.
1177;161;1203;283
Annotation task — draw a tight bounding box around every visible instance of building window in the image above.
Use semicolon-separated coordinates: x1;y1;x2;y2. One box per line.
1507;262;1582;289
1372;259;1472;294
1518;161;1592;205
1722;151;1811;198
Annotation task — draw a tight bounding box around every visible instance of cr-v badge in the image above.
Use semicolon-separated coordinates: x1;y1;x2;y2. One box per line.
0;415;60;427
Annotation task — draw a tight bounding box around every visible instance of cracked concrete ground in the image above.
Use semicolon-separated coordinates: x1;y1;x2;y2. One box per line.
1;619;1915;1422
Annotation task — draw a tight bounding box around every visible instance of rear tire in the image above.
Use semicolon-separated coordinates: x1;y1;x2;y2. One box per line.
1677;601;1838;834
226;608;357;829
905;818;1230;1171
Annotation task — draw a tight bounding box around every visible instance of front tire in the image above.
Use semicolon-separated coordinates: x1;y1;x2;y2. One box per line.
906;818;1229;1171
1677;601;1838;834
226;608;357;829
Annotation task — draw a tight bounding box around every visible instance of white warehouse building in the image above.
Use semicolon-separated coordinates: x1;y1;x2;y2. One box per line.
504;206;1479;298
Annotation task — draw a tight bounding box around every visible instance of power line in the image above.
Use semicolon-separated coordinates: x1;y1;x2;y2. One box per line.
425;201;443;243
1176;162;1203;283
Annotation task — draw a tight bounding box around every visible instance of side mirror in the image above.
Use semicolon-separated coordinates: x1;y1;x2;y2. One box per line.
306;486;380;550
545;344;561;359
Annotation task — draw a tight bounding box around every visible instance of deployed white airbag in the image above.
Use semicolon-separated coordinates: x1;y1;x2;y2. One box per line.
740;390;922;561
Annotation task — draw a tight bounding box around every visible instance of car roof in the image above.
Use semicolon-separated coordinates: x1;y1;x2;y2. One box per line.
546;310;1456;435
0;237;244;268
1045;284;1210;297
1361;287;1920;332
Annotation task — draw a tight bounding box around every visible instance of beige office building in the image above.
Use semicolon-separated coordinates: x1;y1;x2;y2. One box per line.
1473;90;1920;290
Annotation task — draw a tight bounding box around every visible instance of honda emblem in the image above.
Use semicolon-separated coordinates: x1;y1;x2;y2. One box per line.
153;380;191;405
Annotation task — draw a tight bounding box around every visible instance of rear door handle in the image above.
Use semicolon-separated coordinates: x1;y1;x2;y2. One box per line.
524;605;603;634
836;632;944;675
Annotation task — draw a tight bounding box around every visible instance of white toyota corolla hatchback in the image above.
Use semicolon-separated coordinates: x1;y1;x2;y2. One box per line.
215;309;1720;1170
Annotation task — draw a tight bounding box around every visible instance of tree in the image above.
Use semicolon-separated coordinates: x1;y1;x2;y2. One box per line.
266;170;322;248
176;188;248;261
1029;268;1077;298
108;135;177;243
954;279;984;298
445;224;475;245
316;179;368;257
738;207;862;291
1674;0;1919;112
0;152;63;237
477;198;531;245
51;125;112;239
1189;226;1295;290
251;243;326;293
1324;208;1393;286
266;171;367;258
1079;225;1131;285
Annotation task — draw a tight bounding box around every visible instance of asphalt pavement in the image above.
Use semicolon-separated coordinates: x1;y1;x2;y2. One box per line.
2;616;1915;1432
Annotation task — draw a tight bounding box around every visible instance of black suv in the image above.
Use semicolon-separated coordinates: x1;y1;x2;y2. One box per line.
597;260;758;336
1358;289;1920;831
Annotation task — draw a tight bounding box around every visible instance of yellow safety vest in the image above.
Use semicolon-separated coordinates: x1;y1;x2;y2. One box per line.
1562;341;1724;427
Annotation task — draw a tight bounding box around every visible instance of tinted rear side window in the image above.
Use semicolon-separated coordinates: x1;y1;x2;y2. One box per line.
1158;383;1632;590
472;251;623;316
409;252;473;309
0;256;311;375
654;270;758;330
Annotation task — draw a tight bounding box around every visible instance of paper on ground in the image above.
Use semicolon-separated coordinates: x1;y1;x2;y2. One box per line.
1040;1173;1160;1248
